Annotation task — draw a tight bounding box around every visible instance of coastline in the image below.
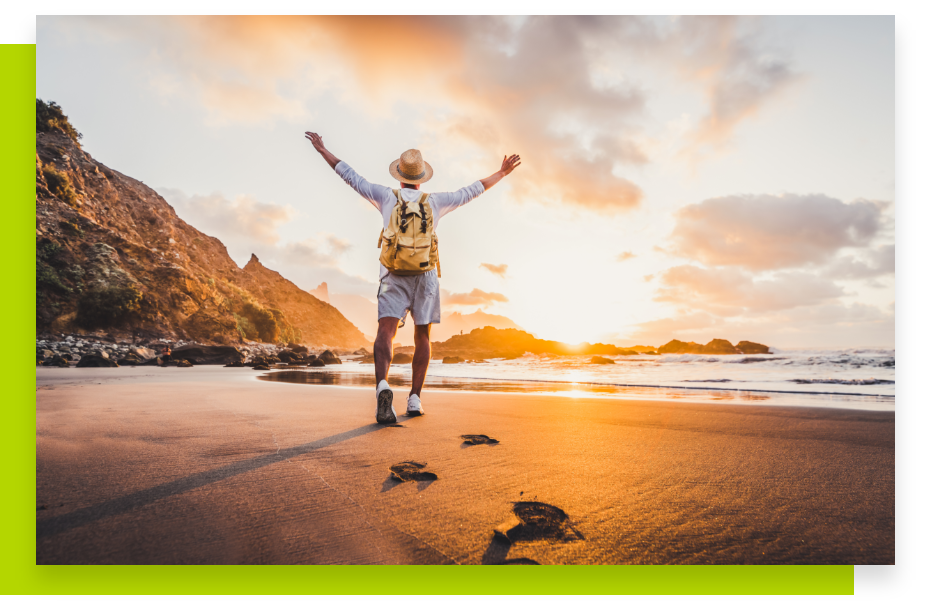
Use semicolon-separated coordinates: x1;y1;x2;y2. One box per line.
37;367;894;565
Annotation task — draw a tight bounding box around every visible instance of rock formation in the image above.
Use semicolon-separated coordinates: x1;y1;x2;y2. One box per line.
419;327;650;360
34;100;368;349
308;282;330;303
656;339;770;355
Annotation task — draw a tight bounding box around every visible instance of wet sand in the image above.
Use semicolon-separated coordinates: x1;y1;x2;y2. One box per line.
36;367;894;564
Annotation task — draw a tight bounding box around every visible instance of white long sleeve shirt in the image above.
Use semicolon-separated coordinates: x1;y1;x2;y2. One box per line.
335;161;485;279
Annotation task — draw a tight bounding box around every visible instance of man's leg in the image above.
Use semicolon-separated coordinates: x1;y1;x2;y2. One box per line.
374;317;400;385
373;317;400;424
410;324;431;397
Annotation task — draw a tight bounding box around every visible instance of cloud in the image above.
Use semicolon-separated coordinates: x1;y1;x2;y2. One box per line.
157;186;375;296
616;251;636;262
81;16;798;213
480;263;508;278
159;188;293;246
654;265;845;316
618;302;893;349
278;237;348;269
668;193;888;271
442;288;509;308
674;17;800;158
825;245;895;280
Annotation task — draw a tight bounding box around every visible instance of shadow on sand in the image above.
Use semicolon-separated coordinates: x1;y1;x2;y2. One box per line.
37;422;390;539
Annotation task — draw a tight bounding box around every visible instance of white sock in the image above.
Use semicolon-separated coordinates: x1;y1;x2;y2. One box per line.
376;380;390;398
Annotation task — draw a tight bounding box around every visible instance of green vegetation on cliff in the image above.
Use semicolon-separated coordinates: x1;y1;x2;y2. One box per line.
36;98;82;145
75;285;143;329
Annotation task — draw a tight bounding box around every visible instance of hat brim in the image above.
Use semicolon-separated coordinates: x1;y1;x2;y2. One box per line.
389;159;433;185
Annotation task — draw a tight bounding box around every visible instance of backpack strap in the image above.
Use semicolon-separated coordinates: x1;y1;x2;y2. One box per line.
418;193;430;232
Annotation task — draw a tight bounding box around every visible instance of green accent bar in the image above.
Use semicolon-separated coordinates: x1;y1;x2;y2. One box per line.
10;566;852;595
0;43;39;595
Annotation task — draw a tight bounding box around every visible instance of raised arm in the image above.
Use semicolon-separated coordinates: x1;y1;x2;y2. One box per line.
306;130;392;210
480;154;521;191
305;131;341;170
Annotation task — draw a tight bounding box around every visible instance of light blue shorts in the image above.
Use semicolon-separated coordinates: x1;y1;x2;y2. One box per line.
377;270;441;326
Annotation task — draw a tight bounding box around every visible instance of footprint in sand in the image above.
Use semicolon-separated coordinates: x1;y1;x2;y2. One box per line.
499;501;584;543
481;501;583;564
461;434;499;445
389;461;438;482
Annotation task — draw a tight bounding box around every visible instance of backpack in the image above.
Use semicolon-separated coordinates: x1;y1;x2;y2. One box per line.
378;189;441;277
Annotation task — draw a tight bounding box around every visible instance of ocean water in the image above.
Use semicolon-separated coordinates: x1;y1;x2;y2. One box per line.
322;348;895;411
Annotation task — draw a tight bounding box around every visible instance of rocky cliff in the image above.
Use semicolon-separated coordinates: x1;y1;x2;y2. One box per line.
34;100;368;349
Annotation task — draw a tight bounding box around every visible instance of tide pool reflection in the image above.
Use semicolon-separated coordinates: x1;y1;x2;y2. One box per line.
257;369;775;403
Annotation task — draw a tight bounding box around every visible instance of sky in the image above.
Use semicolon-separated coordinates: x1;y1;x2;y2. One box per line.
36;15;895;348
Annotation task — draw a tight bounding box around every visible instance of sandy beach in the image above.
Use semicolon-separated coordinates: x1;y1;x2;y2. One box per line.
36;367;894;565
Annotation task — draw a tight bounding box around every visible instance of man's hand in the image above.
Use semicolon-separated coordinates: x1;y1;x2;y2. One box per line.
480;153;522;191
500;154;522;176
305;131;341;170
305;131;325;151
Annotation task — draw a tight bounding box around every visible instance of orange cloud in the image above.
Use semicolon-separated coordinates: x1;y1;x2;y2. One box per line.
80;16;799;211
480;263;508;278
442;288;509;308
616;251;636;262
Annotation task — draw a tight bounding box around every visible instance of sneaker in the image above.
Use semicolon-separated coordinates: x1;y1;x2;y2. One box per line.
406;394;424;416
376;380;397;424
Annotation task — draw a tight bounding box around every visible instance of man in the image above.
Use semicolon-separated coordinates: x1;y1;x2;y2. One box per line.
305;131;521;424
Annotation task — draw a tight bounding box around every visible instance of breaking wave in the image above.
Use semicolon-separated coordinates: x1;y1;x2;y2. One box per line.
789;378;895;386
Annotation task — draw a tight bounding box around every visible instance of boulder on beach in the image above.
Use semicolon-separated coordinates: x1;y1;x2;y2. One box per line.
130;346;157;360
391;353;413;364
171;344;245;365
116;353;145;366
442;356;463;364
354;347;370;356
286;342;309;354
735;341;770;354
248;355;279;366
309;359;325;367
76;354;119;368
252;364;270;371
175;359;194;368
42;354;70;367
319;350;342;365
590;356;615;364
277;350;298;363
224;361;246;368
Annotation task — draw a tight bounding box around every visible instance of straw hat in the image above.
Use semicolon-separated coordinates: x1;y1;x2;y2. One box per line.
389;149;433;185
